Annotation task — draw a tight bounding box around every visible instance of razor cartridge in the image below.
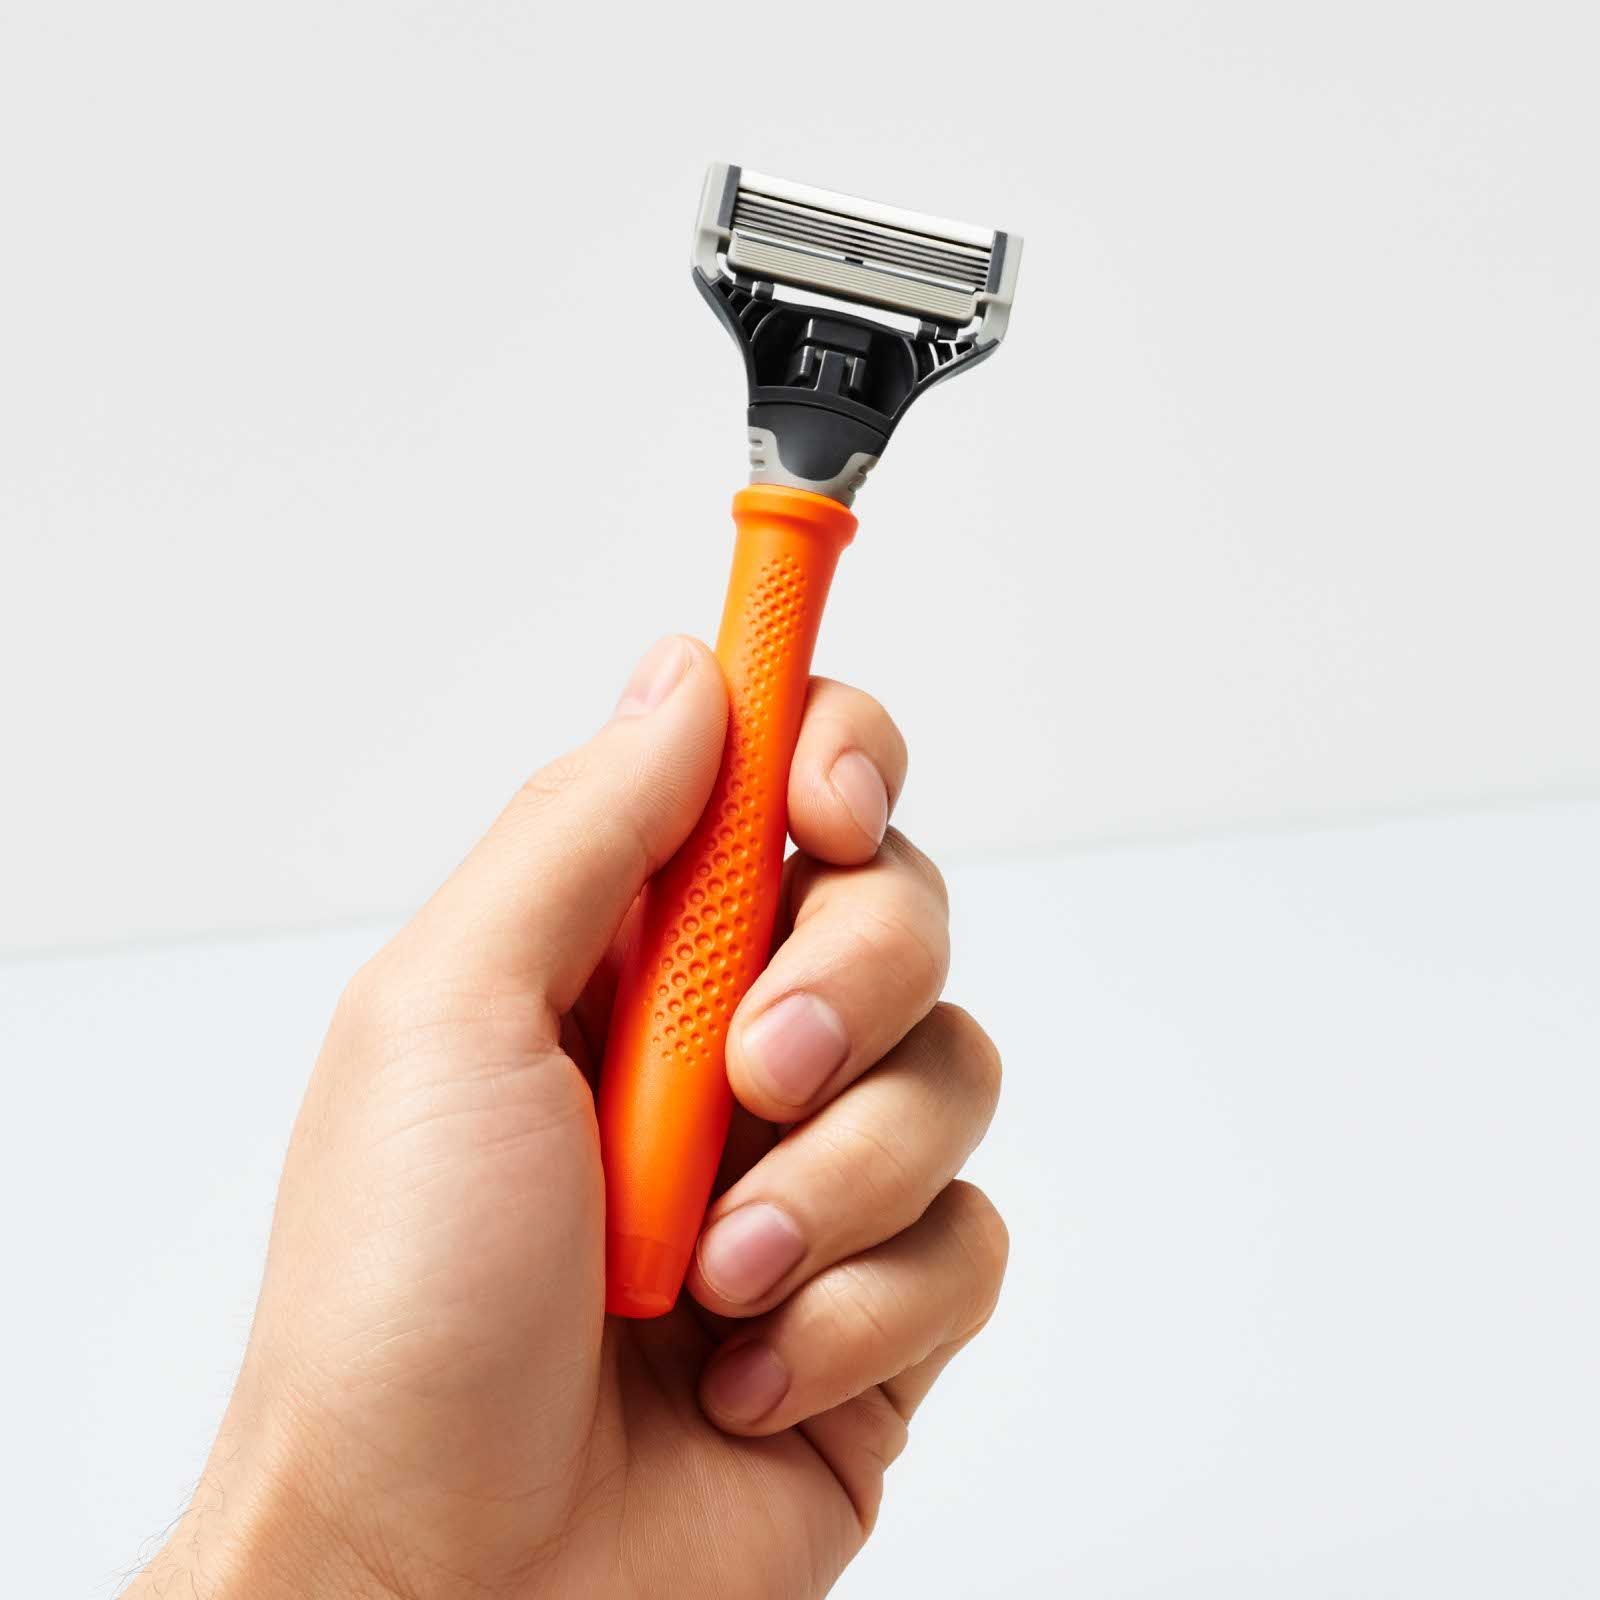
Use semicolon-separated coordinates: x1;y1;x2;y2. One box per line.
693;162;1022;504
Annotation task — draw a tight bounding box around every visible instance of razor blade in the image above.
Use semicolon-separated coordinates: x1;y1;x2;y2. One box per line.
693;162;1022;504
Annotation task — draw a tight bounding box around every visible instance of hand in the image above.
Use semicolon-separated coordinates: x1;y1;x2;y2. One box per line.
131;637;1007;1600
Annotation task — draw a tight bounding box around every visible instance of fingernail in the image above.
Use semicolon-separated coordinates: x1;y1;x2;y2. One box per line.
829;749;889;845
740;992;850;1107
614;637;690;719
698;1203;806;1305
703;1340;790;1425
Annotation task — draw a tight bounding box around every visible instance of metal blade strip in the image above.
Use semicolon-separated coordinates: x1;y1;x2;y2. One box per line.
725;234;978;324
732;192;991;290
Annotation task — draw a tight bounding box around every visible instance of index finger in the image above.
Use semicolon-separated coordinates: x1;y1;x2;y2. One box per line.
785;678;909;866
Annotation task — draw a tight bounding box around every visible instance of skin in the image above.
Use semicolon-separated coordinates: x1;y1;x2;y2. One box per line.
128;637;1007;1600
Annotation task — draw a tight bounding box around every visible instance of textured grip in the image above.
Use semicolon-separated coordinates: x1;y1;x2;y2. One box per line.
598;483;857;1317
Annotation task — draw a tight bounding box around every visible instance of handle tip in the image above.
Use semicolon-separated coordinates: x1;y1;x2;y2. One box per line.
605;1231;690;1320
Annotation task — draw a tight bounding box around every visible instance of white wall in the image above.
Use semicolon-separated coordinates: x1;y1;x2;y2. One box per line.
5;2;1599;950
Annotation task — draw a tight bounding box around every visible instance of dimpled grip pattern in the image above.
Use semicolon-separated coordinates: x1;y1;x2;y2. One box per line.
598;484;857;1317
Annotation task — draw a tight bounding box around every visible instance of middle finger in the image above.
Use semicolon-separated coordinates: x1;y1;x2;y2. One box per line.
723;829;950;1123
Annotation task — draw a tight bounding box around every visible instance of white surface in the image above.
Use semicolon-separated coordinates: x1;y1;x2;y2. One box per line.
6;3;1600;950
6;803;1597;1598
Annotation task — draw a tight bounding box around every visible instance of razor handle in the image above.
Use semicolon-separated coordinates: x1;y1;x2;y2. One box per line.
597;483;857;1317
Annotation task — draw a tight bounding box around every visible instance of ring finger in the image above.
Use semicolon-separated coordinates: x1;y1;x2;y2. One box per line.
698;1180;1010;1436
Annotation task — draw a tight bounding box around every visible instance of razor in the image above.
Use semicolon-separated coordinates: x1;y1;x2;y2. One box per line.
597;162;1022;1317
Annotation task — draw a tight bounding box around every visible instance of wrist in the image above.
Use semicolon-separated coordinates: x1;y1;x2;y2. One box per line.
127;1496;392;1600
123;1413;397;1600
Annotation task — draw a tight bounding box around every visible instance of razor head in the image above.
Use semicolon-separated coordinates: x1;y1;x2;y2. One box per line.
693;162;1022;505
703;167;1017;341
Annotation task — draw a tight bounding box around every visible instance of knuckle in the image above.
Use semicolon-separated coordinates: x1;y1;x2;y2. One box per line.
855;1385;911;1474
929;1003;1004;1110
336;955;383;1019
845;685;909;789
332;944;553;1060
813;888;946;1011
847;1389;911;1526
815;1257;905;1351
512;748;590;825
943;1181;1010;1329
813;675;890;728
331;952;397;1037
881;714;910;790
862;901;949;1003
783;850;823;916
815;1112;923;1218
850;682;890;723
514;743;657;884
882;829;948;911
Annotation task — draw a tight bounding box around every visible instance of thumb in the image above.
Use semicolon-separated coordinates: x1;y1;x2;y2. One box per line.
416;635;727;1016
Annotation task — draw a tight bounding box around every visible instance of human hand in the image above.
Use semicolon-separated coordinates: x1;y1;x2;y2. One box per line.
130;637;1007;1600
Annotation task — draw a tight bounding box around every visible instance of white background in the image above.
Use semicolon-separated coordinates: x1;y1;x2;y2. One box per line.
4;2;1599;1595
4;1;1599;952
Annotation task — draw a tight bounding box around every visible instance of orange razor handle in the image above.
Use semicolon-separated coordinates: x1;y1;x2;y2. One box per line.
598;483;857;1317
